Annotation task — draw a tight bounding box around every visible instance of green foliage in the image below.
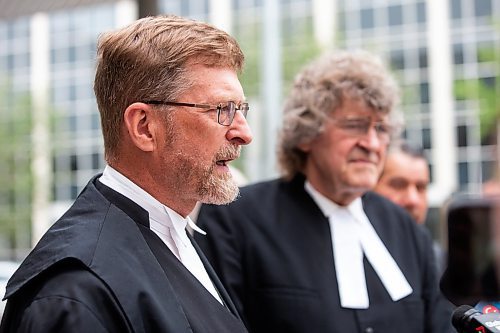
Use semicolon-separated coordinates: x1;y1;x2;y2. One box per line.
0;79;33;257
237;16;322;99
455;77;499;139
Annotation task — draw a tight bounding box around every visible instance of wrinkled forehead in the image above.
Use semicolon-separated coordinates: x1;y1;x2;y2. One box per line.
331;96;390;122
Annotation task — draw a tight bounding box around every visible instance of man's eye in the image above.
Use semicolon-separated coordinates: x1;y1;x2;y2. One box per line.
375;124;390;134
219;104;231;113
388;179;408;190
343;120;366;130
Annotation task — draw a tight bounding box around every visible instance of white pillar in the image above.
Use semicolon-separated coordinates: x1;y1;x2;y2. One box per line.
30;13;51;246
261;0;282;178
209;0;232;34
427;0;457;205
116;0;138;27
312;0;336;49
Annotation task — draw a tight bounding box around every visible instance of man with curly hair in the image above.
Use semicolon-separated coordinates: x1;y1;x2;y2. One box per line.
196;50;454;332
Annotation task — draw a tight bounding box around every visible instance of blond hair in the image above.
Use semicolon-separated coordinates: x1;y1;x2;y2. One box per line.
94;15;244;162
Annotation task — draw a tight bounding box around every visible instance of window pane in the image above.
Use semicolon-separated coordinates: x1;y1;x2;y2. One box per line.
361;8;374;29
451;0;462;19
388;5;403;26
390;49;405;70
418;47;428;68
422;128;432;149
474;0;492;17
453;44;464;64
420;82;429;104
458;162;468;185
457;125;467;147
416;2;426;23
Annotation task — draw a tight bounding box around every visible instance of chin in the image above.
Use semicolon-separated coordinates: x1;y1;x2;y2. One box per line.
198;175;240;205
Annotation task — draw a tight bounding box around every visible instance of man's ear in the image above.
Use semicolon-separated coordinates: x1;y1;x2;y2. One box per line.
123;102;156;152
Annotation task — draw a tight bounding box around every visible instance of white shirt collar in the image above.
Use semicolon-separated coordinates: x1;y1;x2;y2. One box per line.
304;180;413;308
98;165;206;236
304;180;365;221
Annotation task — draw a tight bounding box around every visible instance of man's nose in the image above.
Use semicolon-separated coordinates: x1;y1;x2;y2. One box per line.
359;126;384;150
226;110;253;145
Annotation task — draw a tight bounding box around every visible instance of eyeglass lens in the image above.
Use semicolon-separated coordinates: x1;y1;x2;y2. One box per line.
217;102;249;126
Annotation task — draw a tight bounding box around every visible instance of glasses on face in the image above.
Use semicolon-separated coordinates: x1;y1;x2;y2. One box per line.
142;100;249;126
331;117;394;143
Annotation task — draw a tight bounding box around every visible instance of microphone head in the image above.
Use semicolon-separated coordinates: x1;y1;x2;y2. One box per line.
452;305;481;332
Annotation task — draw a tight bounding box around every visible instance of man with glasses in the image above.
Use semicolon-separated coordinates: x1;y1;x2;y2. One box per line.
195;51;453;332
1;15;251;333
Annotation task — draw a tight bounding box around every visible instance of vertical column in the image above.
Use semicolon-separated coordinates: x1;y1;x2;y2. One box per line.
30;13;51;246
427;0;457;205
209;0;232;34
261;0;282;178
312;0;336;49
116;0;138;27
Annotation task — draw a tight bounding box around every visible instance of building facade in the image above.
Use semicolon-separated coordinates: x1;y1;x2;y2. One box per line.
0;0;498;256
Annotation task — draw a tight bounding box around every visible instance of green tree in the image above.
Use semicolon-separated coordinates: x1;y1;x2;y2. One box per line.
0;80;33;260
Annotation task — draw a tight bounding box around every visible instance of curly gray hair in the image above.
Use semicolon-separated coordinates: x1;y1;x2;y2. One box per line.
277;50;401;179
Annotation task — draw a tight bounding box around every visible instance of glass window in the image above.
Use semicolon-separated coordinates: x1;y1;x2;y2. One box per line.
422;128;432;149
416;2;426;23
418;47;428;68
481;76;496;88
457;125;468;147
482;160;496;181
453;44;464;64
390;49;405;70
458;162;469;185
92;152;101;170
474;0;492;17
91;113;100;130
420;82;429;104
451;0;462;19
361;8;374;29
388;5;403;26
71;185;80;199
70;154;78;171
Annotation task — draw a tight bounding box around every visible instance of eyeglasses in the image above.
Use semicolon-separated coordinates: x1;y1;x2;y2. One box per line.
142;100;249;126
331;117;394;143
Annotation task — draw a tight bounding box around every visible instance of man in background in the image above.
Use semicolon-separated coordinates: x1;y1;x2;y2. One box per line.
375;140;430;224
196;50;454;333
374;140;446;274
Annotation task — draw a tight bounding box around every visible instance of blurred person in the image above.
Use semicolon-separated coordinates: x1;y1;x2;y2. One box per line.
375;140;446;274
195;50;454;332
0;15;252;333
375;140;430;224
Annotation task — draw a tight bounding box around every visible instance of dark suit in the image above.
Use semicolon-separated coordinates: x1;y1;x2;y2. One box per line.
196;175;454;333
0;176;247;333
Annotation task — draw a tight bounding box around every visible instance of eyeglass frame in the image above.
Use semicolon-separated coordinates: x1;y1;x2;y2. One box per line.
142;100;249;126
329;116;395;144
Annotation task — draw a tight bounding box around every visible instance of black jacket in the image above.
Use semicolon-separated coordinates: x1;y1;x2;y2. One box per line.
1;176;247;333
196;175;454;333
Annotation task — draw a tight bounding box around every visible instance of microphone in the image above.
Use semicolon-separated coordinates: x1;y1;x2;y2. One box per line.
452;304;500;333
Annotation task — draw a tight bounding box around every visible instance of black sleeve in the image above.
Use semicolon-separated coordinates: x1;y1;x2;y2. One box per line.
0;260;131;333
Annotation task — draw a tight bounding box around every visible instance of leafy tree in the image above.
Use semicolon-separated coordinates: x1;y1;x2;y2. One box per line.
0;80;32;260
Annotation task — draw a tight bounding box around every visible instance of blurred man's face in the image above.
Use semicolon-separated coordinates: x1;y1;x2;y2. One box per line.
301;98;389;206
375;151;430;224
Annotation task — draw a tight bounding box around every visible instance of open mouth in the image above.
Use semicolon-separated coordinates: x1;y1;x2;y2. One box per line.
216;158;234;167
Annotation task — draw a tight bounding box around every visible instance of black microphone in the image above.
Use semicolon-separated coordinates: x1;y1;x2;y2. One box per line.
452;304;500;332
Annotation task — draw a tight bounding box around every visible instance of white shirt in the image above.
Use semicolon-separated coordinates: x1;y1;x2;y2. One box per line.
305;181;413;309
98;165;223;304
